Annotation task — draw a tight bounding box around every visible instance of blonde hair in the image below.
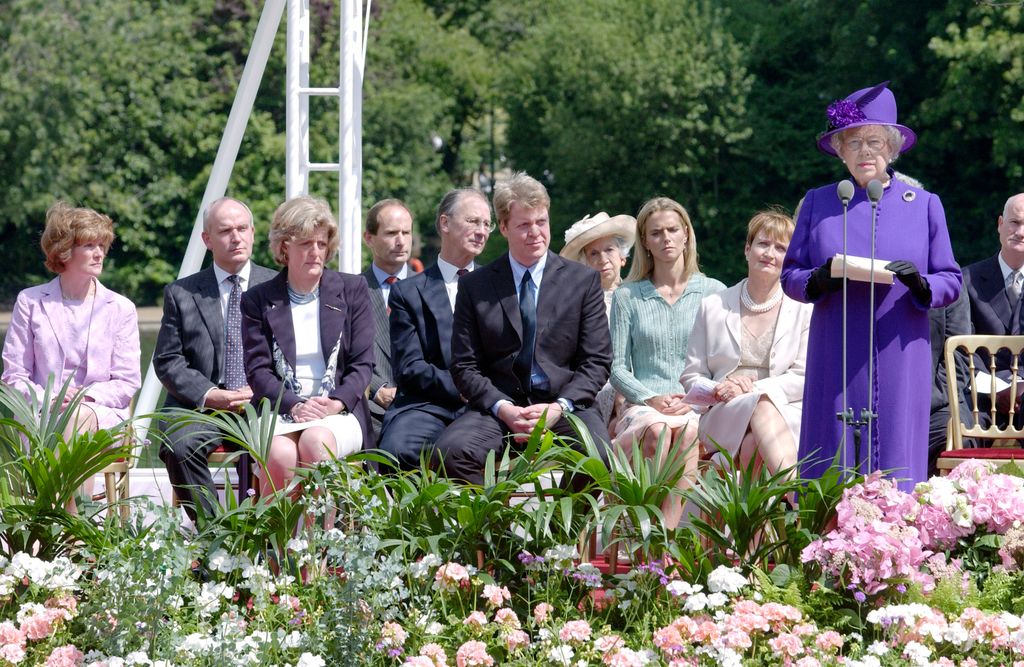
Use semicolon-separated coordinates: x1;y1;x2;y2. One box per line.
625;197;698;283
40;201;115;274
493;172;550;227
268;196;340;266
745;209;794;247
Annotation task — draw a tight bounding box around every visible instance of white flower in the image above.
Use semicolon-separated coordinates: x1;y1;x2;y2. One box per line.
902;641;931;666
706;592;729;608
425;622;443;635
125;651;153;666
0;574;16;596
177;633;215;657
543;545;579;564
209;549;237;574
941;622;969;646
866;641;889;656
684;593;709;612
706;566;747;595
286;538;308;553
295;653;325;667
538;628;553;641
665;581;703;597
846;658;881;667
283;631;303;649
547;645;575;666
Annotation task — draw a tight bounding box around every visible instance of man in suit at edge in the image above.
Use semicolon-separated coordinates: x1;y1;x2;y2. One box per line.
963;193;1024;425
361;199;413;444
379;189;493;469
434;172;612;485
154;197;277;519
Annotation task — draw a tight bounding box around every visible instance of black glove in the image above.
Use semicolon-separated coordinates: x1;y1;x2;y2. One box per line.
885;260;931;304
806;257;844;301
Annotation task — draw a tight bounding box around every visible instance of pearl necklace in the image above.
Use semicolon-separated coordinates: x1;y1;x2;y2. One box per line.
740;280;782;313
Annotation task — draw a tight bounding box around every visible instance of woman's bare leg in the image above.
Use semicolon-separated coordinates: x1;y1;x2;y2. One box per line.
748;397;797;476
62;404;98;513
262;433;300;496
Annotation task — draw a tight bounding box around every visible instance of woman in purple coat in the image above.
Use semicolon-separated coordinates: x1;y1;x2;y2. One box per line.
780;82;961;491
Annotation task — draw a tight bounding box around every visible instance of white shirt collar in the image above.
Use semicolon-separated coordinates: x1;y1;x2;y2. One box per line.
997;253;1024;285
437;257;474;283
212;260;252;287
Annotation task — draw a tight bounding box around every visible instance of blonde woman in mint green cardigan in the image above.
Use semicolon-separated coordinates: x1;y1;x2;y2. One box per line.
610;197;725;528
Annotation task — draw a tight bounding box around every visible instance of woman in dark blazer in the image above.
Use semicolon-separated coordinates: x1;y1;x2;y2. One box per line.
240;196;374;495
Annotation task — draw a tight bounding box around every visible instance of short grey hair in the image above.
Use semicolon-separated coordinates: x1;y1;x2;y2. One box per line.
613;235;631;259
435;188;491;233
829;125;906;162
203;197;254;233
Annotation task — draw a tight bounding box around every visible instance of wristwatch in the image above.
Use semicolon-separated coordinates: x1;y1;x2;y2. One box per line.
556;397;574;414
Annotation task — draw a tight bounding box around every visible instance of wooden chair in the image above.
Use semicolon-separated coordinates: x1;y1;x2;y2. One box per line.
93;421;137;522
936;335;1024;474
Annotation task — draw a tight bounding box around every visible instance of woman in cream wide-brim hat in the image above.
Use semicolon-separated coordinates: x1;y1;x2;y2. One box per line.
560;212;636;317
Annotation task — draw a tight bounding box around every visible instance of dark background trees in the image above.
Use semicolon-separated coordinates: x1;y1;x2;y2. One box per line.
0;0;1019;305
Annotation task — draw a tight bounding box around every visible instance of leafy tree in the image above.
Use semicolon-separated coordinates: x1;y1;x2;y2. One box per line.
500;0;753;282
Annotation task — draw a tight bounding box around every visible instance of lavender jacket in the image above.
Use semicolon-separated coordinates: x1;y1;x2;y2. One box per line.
2;277;141;424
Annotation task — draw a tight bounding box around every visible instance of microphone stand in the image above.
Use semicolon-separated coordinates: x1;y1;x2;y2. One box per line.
862;179;884;474
835;181;854;474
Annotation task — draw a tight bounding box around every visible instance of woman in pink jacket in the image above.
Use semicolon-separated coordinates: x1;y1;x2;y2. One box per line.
2;201;140;440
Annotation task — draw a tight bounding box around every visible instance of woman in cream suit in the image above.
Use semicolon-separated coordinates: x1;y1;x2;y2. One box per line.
681;211;811;475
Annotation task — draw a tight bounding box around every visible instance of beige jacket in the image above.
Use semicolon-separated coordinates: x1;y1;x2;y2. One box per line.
680;282;813;408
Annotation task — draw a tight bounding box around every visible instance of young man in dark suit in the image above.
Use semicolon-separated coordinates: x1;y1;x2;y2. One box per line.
361;199;412;444
434;172;612;484
153;197;277;519
379;189;493;469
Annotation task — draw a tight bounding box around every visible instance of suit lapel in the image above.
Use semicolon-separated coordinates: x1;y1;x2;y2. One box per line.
535;252;563;337
83;281;116;381
194;269;226;368
982;256;1013;332
38;278;69;362
421;265;454;364
265;276;296;366
723;286;742;350
319;272;347;361
363;268;390;359
771;294;797;350
493;256;523;341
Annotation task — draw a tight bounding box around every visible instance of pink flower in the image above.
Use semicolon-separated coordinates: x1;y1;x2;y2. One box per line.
721;629;752;649
419;643;448;667
768;632;804;657
378;621;408;648
44;645;84;667
606;648;646;667
794;658;821;667
533;602;554;624
0;643;27;665
44;596;78;616
559;619;593;643
20;609;62;641
481;584;510;608
463;611;488;629
434;562;470;593
494;608;520;630
402;658;435;667
455;640;493;667
815;630;844;652
593;635;625;653
0;621;26;646
503;629;530;651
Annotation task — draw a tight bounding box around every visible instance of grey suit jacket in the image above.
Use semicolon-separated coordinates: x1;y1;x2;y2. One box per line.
362;266;395;417
154;263;277;409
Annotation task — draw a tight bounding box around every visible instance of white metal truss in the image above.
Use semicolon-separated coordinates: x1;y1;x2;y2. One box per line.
286;0;368;274
134;0;367;442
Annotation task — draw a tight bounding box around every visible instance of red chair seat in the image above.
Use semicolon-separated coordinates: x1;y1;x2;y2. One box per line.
939;448;1024;460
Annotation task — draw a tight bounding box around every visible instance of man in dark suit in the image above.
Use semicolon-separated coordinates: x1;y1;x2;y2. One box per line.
361;199;413;444
153;197;277;519
379;189;493;469
434;172;612;485
963;192;1024;422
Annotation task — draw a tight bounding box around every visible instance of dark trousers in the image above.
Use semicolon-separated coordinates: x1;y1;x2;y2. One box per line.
157;418;249;521
379;407;461;471
433;404;611;487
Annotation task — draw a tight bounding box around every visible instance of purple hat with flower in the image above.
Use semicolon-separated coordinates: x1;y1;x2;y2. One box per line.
817;81;916;156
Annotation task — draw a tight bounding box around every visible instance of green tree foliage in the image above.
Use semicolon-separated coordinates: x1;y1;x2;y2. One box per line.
500;0;753;282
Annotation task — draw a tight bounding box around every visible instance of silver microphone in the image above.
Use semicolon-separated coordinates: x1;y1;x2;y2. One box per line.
837;180;855;206
867;179;884;203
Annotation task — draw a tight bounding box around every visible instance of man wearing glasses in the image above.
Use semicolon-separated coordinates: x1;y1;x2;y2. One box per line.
379;189;494;469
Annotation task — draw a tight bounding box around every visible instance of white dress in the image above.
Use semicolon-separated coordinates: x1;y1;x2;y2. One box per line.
270;298;362;458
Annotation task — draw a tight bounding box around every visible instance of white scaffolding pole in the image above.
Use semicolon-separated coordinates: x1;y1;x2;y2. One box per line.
133;0;286;444
285;0;366;274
